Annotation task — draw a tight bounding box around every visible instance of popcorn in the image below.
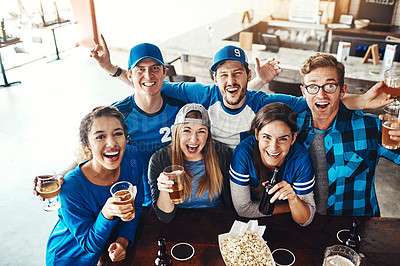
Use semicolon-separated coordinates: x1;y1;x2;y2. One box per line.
220;231;274;266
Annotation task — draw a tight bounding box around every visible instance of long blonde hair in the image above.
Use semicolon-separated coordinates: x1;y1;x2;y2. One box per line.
169;110;223;201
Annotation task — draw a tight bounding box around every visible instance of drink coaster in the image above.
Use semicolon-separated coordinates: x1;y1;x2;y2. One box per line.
171;243;194;261
272;248;295;266
336;229;361;243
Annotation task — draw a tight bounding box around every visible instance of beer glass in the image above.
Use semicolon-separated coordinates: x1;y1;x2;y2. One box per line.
382;100;400;150
383;69;400;99
163;165;185;204
110;181;137;221
323;245;360;266
36;171;61;211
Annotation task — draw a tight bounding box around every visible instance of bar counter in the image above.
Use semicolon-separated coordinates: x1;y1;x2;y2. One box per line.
99;207;400;265
159;13;400;85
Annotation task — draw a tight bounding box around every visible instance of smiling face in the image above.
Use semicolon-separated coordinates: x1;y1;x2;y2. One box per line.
127;58;166;97
255;120;296;170
214;60;251;109
179;122;209;162
87;116;127;171
301;66;347;130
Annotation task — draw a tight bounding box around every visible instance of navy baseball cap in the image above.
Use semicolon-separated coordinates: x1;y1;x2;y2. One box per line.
210;45;248;72
128;43;164;69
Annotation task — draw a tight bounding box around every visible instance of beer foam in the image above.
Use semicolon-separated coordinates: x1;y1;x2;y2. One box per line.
324;255;355;266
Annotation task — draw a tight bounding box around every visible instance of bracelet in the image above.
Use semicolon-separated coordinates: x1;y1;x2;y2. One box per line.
111;66;122;77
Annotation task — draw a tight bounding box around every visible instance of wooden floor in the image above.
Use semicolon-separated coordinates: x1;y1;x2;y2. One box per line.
0;47;399;265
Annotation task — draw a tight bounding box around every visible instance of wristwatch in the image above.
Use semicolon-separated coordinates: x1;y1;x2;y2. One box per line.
111;66;122;77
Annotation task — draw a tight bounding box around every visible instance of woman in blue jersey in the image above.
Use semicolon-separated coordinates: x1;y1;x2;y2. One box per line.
148;103;233;223
46;106;144;265
229;102;316;226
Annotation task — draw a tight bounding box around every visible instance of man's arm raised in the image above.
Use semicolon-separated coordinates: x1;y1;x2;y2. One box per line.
248;57;282;91
342;81;394;110
90;34;132;86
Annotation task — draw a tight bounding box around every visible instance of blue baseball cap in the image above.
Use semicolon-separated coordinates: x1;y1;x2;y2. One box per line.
128;43;164;69
210;45;248;72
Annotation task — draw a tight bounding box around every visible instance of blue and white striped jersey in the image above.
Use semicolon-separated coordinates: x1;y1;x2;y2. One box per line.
229;135;315;196
162;81;308;150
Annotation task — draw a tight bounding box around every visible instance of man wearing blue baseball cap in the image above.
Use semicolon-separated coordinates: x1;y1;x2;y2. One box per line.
90;36;288;149
90;35;387;150
36;41;186;207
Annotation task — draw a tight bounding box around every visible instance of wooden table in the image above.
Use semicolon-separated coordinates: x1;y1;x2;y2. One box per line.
99;207;400;265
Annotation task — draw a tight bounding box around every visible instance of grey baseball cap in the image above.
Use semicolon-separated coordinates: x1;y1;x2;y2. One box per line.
174;103;210;127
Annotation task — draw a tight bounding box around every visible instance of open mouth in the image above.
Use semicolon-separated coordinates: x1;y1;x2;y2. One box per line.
315;102;329;110
186;144;199;154
226;86;240;94
143;82;156;87
103;151;120;162
266;150;281;159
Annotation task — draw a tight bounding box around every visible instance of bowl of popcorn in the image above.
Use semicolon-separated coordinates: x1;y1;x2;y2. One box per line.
219;220;275;266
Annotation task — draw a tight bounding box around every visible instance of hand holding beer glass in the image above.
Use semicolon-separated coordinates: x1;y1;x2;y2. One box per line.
36;171;61;211
163;165;185;204
383;69;400;99
110;181;137;221
382;100;400;150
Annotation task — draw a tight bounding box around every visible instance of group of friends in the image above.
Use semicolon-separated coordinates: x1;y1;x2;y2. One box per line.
34;34;400;265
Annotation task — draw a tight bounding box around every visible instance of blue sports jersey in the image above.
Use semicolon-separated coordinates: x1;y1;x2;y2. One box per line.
162;81;308;149
229;135;314;196
46;146;144;265
112;93;185;205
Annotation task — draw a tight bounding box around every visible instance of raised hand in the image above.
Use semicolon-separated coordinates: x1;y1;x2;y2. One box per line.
255;57;282;84
90;34;114;72
361;81;394;109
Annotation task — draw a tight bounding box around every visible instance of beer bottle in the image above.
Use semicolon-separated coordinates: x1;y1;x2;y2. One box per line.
345;220;360;252
155;238;172;266
259;167;279;215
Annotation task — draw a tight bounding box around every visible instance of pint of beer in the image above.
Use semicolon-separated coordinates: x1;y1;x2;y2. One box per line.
163;165;185;204
383;69;400;98
110;181;137;221
382;101;400;150
322;245;361;266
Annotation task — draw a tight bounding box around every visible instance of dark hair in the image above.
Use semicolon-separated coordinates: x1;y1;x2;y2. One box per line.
300;53;345;87
79;106;129;148
251;102;298;135
251;102;298;198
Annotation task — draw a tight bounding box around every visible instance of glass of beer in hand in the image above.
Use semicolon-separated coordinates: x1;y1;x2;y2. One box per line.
36;171;61;211
163;165;185;204
110;181;137;221
383;69;400;99
382;100;400;149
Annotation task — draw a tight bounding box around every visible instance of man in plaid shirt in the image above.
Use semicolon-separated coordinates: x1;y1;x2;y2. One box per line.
296;53;400;216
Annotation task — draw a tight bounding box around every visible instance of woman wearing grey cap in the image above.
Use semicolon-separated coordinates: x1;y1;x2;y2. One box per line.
148;103;233;223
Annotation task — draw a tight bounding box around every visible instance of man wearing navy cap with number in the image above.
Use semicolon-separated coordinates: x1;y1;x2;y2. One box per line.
91;35;387;150
84;37;391;208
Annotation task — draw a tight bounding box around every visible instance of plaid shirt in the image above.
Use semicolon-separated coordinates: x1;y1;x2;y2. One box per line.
297;102;400;216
